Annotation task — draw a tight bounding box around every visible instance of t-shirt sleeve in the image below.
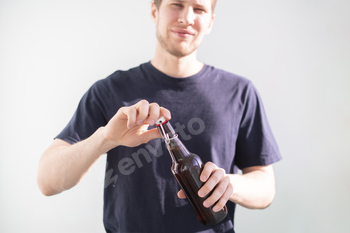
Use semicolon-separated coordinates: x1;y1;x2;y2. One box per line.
234;82;282;169
55;80;110;144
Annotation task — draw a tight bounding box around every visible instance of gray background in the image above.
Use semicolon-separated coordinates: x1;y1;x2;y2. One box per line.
1;0;349;232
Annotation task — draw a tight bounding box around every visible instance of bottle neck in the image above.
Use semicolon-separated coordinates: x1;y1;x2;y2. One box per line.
166;136;191;162
157;119;176;140
156;118;190;162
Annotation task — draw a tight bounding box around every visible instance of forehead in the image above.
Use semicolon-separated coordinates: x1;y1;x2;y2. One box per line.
166;0;212;7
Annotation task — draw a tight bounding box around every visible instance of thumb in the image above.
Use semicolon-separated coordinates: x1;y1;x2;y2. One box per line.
141;128;162;143
177;189;187;199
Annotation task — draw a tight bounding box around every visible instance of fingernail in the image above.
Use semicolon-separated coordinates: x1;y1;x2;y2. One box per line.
201;175;207;182
212;206;219;212
137;120;143;125
198;190;205;197
128;124;133;129
148;119;155;125
203;201;209;208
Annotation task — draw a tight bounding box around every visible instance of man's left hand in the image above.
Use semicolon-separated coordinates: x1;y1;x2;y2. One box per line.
177;161;234;212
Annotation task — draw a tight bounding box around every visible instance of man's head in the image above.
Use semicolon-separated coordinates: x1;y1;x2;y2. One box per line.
151;0;216;58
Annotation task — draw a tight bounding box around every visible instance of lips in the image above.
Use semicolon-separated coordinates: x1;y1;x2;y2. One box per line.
172;28;195;38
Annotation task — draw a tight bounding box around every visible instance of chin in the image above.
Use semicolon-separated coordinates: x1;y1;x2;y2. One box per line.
168;46;197;58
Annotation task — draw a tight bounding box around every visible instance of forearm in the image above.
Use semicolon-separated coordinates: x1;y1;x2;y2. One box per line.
228;167;276;209
37;127;113;196
37;101;171;196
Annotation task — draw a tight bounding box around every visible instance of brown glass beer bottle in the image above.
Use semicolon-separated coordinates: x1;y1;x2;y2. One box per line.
156;116;228;226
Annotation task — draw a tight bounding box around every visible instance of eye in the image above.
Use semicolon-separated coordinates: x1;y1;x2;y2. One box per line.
194;8;205;13
172;3;183;8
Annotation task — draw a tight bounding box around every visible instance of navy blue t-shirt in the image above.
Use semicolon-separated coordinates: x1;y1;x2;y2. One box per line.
56;62;282;233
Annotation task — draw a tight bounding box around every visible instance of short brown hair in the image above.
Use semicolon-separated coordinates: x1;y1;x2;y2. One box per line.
153;0;217;12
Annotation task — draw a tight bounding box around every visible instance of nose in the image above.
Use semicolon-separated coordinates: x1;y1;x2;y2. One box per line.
178;7;195;25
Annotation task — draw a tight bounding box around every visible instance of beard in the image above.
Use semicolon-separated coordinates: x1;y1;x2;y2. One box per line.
156;28;199;58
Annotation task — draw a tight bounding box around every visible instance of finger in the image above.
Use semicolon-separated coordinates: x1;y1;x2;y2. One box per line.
127;107;137;129
140;128;162;143
160;107;171;120
198;167;225;198
202;176;230;208
120;106;137;129
212;182;233;212
135;100;150;125
177;189;186;199
147;103;160;125
199;162;216;183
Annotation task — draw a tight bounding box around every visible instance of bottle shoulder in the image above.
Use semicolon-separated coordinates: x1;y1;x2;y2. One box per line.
172;153;203;171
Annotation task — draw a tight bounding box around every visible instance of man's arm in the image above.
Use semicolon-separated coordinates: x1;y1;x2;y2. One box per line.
37;100;171;196
228;165;275;209
178;164;276;210
37;129;108;196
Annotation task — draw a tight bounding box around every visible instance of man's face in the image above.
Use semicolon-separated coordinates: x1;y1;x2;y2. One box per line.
152;0;215;58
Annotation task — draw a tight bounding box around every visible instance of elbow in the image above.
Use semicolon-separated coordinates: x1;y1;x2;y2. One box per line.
37;177;58;197
37;168;61;197
38;183;60;197
39;187;55;197
258;189;276;209
258;199;273;210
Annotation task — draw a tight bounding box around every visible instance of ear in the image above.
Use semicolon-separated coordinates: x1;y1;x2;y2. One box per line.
205;13;215;35
151;2;158;25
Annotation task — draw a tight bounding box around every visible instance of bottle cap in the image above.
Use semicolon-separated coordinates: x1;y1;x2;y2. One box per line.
156;116;167;126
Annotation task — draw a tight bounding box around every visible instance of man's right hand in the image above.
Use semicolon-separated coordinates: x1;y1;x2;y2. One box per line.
101;99;171;150
37;99;171;196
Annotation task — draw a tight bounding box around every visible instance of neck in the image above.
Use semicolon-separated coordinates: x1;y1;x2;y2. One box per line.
167;137;190;162
151;42;204;78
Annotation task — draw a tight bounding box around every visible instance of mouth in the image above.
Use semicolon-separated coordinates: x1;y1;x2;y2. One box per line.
171;28;195;38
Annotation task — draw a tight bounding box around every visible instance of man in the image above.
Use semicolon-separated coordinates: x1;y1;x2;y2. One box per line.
37;0;282;232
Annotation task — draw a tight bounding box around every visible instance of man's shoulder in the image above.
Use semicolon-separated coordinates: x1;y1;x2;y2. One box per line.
206;65;252;87
91;62;148;89
105;63;146;82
